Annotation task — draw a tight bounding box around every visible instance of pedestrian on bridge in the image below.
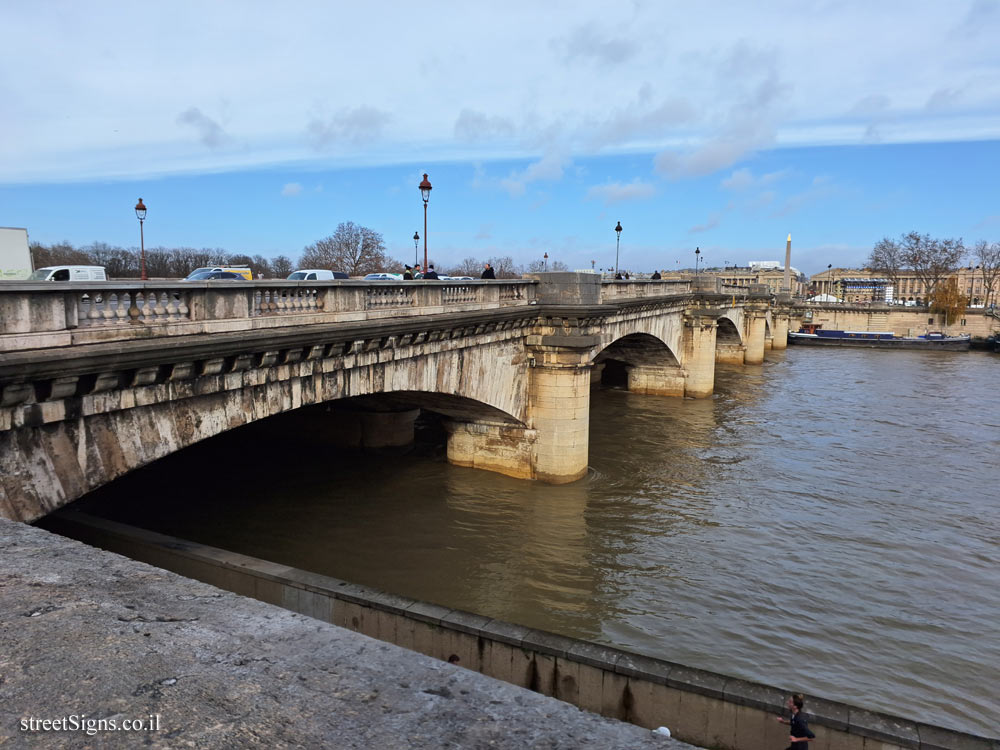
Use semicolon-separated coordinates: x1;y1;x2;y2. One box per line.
481;263;496;279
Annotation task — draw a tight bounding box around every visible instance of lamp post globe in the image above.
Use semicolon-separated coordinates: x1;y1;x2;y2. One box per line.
418;173;432;271
695;246;700;276
135;198;148;281
614;221;623;275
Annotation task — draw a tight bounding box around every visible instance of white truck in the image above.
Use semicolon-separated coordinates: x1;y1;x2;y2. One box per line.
0;227;32;280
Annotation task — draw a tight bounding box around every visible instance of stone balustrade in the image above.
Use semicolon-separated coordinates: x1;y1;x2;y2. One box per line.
599;279;693;300
0;279;537;352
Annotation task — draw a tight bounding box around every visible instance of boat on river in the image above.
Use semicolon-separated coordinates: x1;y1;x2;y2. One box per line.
788;325;971;351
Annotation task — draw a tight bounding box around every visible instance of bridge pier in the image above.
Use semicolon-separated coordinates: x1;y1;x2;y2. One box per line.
682;313;718;398
744;311;768;364
526;348;592;484
771;313;790;350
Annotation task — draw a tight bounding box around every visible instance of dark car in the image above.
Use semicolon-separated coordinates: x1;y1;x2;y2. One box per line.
183;271;245;281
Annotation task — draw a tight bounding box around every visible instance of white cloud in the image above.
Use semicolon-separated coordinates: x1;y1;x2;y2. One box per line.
499;153;570;197
281;182;302;196
585;179;656;204
454;109;515;142
2;3;999;183
177;107;229;150
306;106;391;150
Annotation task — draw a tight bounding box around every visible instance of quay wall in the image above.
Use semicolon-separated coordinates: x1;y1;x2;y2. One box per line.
793;306;1000;340
42;511;998;750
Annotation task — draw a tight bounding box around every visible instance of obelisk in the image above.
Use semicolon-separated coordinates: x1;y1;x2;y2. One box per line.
782;233;792;295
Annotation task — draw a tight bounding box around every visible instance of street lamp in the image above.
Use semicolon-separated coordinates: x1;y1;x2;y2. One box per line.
418;173;432;271
695;246;700;276
543;252;548;271
135;198;147;281
413;231;420;266
827;263;833;298
614;221;623;275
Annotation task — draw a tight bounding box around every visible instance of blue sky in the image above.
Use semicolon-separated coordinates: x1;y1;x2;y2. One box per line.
3;2;999;276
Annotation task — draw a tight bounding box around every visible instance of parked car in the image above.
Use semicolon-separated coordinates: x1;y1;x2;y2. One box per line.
183;271;245;281
185;266;253;280
363;273;404;281
27;265;107;281
286;269;349;280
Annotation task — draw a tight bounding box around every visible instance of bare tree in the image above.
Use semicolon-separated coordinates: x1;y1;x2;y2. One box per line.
486;255;520;279
866;237;905;299
299;222;389;276
447;257;485;277
897;232;965;300
971;240;1000;307
270;255;294;278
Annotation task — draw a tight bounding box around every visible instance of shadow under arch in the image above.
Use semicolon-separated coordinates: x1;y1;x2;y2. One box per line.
715;316;745;365
591;333;685;397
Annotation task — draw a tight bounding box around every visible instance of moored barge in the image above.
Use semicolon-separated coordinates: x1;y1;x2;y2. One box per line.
788;325;971;351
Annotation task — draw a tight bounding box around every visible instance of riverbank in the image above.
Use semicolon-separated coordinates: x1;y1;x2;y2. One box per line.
0;517;692;749
36;510;998;750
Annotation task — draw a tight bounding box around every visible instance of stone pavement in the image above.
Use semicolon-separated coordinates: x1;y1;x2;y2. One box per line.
0;518;692;749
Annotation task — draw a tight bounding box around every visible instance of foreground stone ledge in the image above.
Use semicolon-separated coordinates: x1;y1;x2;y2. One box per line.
0;518;688;750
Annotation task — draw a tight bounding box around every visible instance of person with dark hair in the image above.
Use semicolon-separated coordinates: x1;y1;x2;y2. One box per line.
481;263;496;279
614;271;623;280
651;270;662;280
423;265;439;280
447;654;460;664
403;265;413;280
776;694;815;750
413;264;423;279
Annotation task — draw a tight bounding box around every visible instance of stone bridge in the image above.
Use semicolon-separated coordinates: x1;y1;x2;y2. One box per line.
0;274;790;522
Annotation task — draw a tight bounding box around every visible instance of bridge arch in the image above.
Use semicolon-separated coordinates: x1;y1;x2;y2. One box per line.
715;316;745;365
592;333;685;397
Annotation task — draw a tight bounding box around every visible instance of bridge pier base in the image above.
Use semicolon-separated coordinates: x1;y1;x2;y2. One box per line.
715;344;745;365
445;421;536;480
626;364;686;397
683;313;718;398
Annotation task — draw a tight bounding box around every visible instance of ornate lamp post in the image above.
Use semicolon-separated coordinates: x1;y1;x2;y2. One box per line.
413;231;420;266
695;246;701;276
135;198;148;280
614;221;623;275
418;174;432;271
543;252;548;271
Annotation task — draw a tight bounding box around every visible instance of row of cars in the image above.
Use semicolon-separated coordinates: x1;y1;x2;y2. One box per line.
25;265;475;283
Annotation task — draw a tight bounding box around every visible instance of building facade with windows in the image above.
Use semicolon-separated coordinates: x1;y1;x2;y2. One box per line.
808;267;999;306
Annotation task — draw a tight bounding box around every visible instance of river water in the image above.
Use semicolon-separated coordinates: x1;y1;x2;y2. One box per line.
73;348;1000;735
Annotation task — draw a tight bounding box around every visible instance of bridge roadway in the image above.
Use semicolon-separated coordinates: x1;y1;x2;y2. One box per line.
0;273;789;522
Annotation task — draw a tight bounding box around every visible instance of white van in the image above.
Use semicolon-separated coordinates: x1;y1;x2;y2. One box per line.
27;265;107;281
287;269;349;280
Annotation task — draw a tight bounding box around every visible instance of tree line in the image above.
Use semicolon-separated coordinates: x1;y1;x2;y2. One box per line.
29;221;570;280
867;232;1000;317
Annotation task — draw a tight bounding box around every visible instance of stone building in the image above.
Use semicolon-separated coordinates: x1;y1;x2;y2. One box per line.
808;267;998;306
